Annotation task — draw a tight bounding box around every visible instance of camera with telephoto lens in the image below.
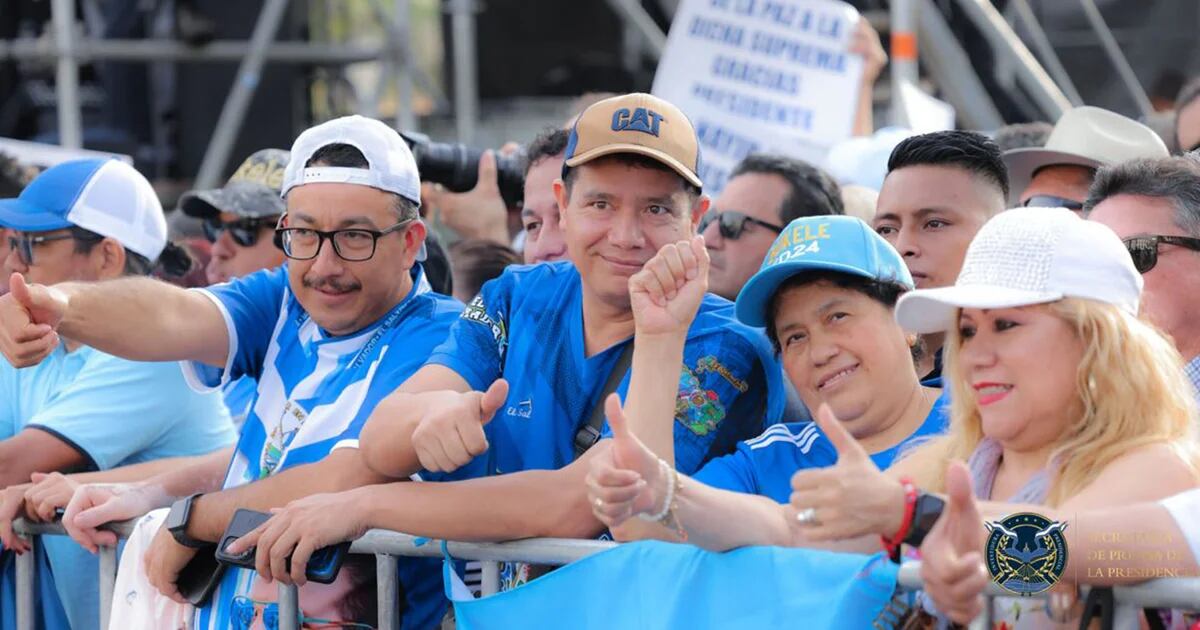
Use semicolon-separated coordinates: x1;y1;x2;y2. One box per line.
400;131;526;209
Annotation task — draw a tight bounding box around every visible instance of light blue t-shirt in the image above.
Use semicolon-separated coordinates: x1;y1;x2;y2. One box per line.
182;264;462;630
694;391;950;504
0;344;236;630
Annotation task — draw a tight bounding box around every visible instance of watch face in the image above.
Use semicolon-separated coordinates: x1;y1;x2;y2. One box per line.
918;495;945;526
167;497;189;531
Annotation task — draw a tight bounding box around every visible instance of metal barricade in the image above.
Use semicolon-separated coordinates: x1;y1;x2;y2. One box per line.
10;519;1200;630
11;518;136;630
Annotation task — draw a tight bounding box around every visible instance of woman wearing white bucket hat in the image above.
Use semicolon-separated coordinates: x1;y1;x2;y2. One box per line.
789;207;1200;626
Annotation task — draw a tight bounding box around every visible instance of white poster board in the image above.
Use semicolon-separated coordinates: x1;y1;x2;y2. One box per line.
652;0;864;193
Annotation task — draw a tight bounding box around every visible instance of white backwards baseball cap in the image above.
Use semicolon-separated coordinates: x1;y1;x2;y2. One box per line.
281;115;426;260
895;206;1142;334
281;114;421;206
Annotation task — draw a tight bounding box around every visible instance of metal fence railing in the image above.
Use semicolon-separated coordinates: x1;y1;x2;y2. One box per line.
11;518;1200;630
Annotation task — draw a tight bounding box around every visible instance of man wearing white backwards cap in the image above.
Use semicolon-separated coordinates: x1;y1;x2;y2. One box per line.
0;158;235;630
0;117;463;629
1002;106;1169;211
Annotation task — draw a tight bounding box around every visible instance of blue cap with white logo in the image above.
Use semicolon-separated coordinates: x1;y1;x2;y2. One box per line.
734;215;913;327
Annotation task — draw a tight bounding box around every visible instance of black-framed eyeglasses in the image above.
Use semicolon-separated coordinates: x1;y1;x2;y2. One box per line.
7;232;79;266
276;219;414;262
698;210;785;241
1022;195;1084;211
202;216;278;248
1123;235;1200;274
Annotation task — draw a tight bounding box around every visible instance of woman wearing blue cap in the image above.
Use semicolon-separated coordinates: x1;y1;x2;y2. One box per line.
585;215;947;552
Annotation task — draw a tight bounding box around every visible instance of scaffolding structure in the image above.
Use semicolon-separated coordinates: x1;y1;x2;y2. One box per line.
0;0;458;188
0;0;1165;188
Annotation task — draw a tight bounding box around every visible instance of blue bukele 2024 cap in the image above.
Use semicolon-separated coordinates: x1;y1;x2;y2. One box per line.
734;215;914;327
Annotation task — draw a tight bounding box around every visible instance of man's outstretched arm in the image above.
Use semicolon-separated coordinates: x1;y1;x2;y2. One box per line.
0;273;229;367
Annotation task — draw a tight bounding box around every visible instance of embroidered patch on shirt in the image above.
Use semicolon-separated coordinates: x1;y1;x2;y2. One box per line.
675;366;726;436
462;295;508;357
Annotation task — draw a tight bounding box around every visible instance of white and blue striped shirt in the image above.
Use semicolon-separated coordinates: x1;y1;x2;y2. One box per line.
181;264;462;630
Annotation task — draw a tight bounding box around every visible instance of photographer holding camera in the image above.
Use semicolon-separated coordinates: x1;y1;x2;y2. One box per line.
411;134;525;249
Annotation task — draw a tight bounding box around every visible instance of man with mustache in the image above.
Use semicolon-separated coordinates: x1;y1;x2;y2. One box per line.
0;116;462;630
222;93;787;594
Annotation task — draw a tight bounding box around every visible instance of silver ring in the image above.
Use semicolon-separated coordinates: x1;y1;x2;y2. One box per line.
795;507;819;526
593;497;604;510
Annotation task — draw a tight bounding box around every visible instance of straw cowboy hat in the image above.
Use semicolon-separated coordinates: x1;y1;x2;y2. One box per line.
1002;106;1168;205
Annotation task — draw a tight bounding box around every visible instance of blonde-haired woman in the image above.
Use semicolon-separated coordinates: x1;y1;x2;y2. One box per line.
792;207;1200;627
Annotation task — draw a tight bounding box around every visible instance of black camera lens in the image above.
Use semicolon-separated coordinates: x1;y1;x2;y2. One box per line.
400;131;526;209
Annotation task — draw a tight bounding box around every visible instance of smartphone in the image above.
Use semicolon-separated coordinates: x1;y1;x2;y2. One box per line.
176;547;224;606
214;508;271;567
215;508;350;585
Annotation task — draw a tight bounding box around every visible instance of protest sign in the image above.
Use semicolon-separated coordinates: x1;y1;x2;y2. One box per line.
653;0;864;192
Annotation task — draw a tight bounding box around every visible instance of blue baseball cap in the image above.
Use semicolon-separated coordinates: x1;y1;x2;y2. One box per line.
734;215;914;327
0;158;167;260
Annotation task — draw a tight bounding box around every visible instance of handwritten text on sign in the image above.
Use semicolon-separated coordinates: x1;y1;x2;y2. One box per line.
653;0;862;192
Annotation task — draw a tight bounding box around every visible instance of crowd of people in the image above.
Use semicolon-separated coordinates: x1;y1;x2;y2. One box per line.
0;37;1199;630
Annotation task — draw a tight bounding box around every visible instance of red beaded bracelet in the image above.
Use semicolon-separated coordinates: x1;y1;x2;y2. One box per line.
880;477;918;560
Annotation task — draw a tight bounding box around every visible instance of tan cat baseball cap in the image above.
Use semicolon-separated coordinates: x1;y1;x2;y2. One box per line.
563;92;703;189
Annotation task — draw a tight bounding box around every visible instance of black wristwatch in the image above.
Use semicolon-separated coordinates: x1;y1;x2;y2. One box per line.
165;493;208;548
902;492;947;548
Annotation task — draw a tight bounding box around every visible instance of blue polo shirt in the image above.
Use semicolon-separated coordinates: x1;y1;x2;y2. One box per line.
0;344;236;630
694;391;950;503
425;261;787;479
181;264;462;630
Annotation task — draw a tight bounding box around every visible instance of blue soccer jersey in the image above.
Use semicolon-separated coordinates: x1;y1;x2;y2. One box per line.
694;391;950;504
424;261;787;479
181;264;462;630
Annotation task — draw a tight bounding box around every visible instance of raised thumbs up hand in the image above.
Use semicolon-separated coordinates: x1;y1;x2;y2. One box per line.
411;378;509;473
787;404;908;542
919;461;987;625
0;273;66;367
585;394;665;529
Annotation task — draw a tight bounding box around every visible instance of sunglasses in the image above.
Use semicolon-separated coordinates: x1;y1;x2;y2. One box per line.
1022;195;1084;211
698;210;784;241
1123;235;1200;273
203;217;278;247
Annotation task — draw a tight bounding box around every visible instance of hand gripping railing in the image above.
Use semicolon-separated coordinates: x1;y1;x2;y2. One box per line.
10;518;1200;630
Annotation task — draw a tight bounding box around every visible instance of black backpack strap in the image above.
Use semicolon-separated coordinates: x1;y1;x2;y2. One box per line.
573;341;635;459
